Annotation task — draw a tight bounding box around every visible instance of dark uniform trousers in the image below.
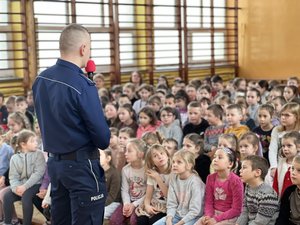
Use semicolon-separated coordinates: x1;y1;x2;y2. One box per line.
48;150;107;225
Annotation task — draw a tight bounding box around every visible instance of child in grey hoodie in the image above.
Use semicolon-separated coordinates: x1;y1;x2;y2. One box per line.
3;130;46;225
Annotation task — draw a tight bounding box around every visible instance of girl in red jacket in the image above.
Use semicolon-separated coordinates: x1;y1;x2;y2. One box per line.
273;131;300;196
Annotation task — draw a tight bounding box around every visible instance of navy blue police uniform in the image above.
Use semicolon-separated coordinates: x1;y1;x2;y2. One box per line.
32;58;110;225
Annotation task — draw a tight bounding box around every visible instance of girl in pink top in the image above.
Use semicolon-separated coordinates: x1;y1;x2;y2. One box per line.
195;147;243;225
136;107;160;139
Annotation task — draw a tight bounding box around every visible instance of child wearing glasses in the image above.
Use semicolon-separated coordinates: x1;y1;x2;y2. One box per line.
157;106;183;148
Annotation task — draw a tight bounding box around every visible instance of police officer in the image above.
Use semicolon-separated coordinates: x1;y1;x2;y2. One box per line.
32;24;110;225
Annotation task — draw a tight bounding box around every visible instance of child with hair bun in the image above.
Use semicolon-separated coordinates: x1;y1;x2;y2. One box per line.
196;147;243;225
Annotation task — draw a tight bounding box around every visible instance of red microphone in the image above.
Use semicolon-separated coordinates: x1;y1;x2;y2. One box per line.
85;59;96;80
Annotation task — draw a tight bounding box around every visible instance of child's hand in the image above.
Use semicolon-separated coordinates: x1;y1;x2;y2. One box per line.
0;176;5;188
126;203;135;216
174;220;185;225
3;130;13;141
206;218;217;225
42;202;49;209
145;204;158;215
196;216;211;225
270;168;276;178
16;185;26;196
146;169;160;180
123;203;130;215
200;216;210;225
166;216;172;225
36;189;47;199
208;147;217;159
123;203;135;217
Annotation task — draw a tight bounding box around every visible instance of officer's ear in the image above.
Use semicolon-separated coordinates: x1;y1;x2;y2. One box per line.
79;44;86;57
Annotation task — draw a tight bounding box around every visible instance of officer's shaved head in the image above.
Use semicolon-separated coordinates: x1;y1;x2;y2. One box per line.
59;24;90;55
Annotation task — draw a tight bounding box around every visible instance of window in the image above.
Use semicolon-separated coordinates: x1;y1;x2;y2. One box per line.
118;0;136;71
154;1;176;28
2;0;238;85
0;33;10;73
0;1;11;75
186;0;227;66
186;0;225;28
153;0;180;68
90;33;111;66
34;1;68;73
33;0;136;73
118;0;134;28
0;0;27;78
76;0;112;72
119;33;135;65
76;0;108;26
33;1;68;25
34;0;113;73
36;32;60;71
203;0;226;28
152;0;228;69
191;33;225;61
154;30;179;66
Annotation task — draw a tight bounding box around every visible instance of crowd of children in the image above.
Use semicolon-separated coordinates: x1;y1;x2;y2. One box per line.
0;73;300;225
